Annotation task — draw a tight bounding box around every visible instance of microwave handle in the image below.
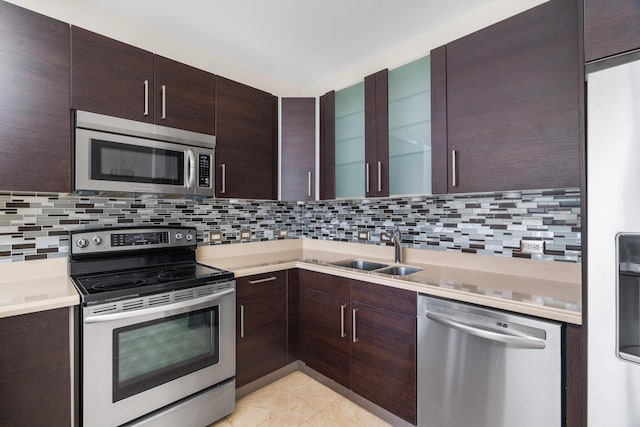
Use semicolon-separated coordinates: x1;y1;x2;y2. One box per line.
186;149;196;189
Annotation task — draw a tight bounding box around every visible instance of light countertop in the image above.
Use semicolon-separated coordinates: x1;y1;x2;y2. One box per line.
0;239;582;324
198;239;582;324
0;258;79;318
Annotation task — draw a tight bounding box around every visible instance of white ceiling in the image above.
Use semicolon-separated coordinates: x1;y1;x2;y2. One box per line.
84;0;497;88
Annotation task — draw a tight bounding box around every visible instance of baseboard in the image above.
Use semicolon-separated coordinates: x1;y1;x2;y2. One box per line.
298;362;415;427
235;361;301;399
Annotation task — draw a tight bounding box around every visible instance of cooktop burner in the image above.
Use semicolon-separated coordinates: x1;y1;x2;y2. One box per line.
91;278;147;290
69;226;234;305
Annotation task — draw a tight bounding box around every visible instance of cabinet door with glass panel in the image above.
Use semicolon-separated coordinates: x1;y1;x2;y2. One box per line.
334;82;366;198
388;56;431;195
327;56;431;199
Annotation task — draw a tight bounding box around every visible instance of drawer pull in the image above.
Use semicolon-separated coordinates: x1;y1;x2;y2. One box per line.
248;276;277;285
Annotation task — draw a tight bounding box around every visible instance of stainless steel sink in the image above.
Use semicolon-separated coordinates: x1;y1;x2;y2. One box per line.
375;265;422;276
330;259;389;271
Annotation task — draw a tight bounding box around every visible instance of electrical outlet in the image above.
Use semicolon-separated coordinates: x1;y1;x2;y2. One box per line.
240;229;251;242
278;229;288;239
520;239;545;254
357;230;370;241
209;230;222;244
380;231;392;243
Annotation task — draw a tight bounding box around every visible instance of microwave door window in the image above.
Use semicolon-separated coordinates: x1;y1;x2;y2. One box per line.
91;139;184;185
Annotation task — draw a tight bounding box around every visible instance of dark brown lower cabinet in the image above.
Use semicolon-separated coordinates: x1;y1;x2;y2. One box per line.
300;270;351;388
566;323;586;427
350;279;417;425
287;269;300;364
236;271;287;388
0;307;71;426
300;271;417;425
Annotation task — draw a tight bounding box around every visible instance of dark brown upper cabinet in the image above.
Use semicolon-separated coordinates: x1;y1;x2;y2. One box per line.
215;76;278;200
0;1;71;193
71;27;154;125
584;0;640;62
281;98;316;201
319;91;335;199
431;0;582;194
153;55;215;135
364;69;389;198
71;27;215;135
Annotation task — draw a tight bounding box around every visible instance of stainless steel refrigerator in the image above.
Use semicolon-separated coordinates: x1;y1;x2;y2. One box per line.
587;51;640;426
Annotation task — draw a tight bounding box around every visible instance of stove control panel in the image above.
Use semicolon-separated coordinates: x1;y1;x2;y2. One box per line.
70;227;197;255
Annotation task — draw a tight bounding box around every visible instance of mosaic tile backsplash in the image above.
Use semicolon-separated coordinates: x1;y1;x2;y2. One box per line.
0;188;581;263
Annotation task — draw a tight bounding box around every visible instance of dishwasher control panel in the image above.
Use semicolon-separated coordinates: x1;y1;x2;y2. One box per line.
423;299;547;341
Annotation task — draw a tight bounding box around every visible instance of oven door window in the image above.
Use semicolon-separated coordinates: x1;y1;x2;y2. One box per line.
91;139;184;185
112;306;219;402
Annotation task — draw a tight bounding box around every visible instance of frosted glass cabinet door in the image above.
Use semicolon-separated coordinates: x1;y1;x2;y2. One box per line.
335;82;365;198
388;56;431;195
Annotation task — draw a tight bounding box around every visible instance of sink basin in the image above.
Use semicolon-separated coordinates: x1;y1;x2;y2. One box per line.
331;259;389;271
375;265;422;276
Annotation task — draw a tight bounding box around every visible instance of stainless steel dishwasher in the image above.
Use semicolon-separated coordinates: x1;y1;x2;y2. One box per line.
417;295;562;427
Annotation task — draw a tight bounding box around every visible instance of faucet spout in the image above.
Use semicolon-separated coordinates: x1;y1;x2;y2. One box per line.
392;226;402;264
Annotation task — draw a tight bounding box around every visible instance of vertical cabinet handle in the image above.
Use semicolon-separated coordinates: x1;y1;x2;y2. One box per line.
186;150;196;189
452;150;458;187
240;304;244;338
352;308;359;343
377;161;382;192
221;164;226;194
143;80;149;116
308;171;312;198
161;85;167;119
340;304;347;338
366;163;370;193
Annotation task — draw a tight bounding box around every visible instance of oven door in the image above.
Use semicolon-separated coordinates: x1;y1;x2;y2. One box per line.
81;288;235;427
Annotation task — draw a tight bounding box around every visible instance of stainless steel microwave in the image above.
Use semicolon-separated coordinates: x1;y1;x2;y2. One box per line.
74;110;215;197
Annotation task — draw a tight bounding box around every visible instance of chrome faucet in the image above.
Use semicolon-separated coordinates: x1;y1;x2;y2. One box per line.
391;226;402;264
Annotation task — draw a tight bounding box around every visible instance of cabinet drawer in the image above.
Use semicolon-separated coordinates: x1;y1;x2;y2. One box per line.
350;279;416;316
236;270;286;298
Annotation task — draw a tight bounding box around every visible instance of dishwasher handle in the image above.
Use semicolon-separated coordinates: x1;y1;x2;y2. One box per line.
426;312;545;349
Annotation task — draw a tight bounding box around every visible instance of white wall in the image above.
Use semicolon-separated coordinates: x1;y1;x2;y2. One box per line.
7;0;547;97
4;0;301;96
303;0;549;96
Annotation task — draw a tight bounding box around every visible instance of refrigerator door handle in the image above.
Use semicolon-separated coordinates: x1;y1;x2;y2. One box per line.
426;312;545;349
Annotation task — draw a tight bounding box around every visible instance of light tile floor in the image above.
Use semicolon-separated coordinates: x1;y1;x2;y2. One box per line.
210;371;392;427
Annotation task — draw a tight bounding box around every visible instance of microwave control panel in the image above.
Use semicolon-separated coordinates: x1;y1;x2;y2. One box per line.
199;154;212;188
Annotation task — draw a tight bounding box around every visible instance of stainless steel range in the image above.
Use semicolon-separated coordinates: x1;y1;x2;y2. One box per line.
69;226;236;427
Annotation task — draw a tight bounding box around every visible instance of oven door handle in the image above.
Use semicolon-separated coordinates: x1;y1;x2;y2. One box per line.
83;288;235;324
